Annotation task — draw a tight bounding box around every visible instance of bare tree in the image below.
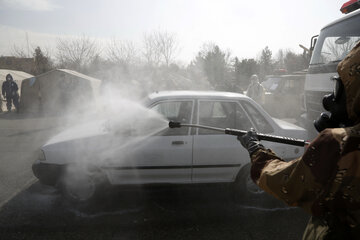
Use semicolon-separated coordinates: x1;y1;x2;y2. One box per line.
33;46;53;75
142;30;179;67
12;44;53;59
142;32;162;67
9;44;54;75
189;43;232;90
275;49;285;69
259;46;274;77
324;37;360;62
156;30;179;66
107;38;138;65
197;42;217;58
56;35;100;72
11;45;28;58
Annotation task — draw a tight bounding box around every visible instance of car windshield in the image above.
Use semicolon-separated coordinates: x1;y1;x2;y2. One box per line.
310;14;360;65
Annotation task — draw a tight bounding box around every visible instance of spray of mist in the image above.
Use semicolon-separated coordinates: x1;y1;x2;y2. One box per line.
41;79;173;200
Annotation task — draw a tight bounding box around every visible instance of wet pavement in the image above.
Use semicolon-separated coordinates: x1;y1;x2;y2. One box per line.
0;113;309;239
0;112;63;208
0;182;309;240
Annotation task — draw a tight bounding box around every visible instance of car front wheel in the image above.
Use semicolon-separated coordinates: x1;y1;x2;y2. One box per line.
59;165;104;203
233;164;287;208
233;164;265;203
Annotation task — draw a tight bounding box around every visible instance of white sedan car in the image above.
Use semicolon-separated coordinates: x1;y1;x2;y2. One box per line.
32;91;308;202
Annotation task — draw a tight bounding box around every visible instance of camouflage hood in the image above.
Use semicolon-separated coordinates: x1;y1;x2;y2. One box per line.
337;41;360;124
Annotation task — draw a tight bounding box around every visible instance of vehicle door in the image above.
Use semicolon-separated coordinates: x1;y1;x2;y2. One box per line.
192;99;251;183
105;100;194;185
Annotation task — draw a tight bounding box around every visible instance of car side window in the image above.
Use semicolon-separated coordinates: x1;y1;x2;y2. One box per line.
241;101;273;133
151;101;193;136
198;101;253;135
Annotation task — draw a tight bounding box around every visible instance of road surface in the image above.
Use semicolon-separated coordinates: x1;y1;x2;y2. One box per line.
0;112;309;239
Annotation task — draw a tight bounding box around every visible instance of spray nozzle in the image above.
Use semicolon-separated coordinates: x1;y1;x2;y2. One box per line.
169;121;181;128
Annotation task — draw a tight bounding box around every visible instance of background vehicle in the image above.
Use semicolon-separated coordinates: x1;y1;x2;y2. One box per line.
262;72;306;119
303;1;360;137
32;91;307;202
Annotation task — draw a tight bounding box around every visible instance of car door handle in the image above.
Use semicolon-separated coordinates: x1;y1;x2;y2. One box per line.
172;141;185;145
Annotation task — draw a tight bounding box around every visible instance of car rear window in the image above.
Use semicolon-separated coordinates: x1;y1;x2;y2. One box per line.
198;101;253;135
241;101;273;133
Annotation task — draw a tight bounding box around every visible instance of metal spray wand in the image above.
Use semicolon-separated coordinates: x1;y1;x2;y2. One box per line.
168;121;309;147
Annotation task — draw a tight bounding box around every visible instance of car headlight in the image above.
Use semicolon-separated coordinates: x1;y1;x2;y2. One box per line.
39;150;46;161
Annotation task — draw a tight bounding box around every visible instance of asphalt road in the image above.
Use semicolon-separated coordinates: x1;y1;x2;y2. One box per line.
0;112;63;208
0;112;309;240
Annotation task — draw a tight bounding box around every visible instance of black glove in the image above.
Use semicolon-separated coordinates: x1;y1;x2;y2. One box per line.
238;128;265;156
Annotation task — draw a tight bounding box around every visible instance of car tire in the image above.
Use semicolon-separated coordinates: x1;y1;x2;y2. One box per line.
59;165;106;204
233;164;288;208
233;164;265;203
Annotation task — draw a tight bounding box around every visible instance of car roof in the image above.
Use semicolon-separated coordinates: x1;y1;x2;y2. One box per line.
147;90;250;102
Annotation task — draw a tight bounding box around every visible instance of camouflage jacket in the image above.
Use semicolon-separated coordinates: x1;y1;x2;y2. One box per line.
250;124;360;227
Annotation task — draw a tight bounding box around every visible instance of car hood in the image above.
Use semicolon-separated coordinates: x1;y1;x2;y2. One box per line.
273;118;304;131
44;119;108;147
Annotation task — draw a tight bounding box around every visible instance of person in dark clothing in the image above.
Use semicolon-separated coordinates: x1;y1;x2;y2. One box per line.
2;74;19;113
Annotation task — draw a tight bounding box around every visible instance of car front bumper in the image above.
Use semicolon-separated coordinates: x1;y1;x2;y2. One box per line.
32;160;65;186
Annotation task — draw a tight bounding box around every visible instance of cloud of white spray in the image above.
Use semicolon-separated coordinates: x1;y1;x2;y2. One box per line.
42;77;173;200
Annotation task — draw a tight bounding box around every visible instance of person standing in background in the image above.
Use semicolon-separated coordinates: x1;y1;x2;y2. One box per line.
2;74;19;113
246;74;265;104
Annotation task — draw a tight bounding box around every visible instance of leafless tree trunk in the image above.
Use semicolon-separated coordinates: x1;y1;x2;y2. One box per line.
142;30;179;67
56;35;100;72
11;45;29;58
142;32;162;67
156;30;179;66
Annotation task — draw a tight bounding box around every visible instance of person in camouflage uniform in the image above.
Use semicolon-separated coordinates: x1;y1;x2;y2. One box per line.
239;42;360;239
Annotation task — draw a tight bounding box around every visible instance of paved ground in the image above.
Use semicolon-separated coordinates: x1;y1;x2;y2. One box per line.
0;112;64;208
0;112;309;240
0;182;309;240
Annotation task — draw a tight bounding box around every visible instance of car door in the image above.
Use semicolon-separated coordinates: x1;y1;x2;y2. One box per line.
192;99;251;183
105;100;194;185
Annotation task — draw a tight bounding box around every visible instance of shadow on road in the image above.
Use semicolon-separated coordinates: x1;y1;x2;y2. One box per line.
0;182;309;240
